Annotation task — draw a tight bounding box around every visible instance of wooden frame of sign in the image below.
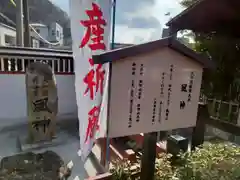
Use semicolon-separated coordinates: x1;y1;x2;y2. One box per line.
93;36;214;180
93;36;214;138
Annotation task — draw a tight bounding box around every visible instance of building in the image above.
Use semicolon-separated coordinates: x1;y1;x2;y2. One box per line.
30;23;49;41
0;12;131;50
0;23;16;47
48;22;64;46
31;38;40;48
162;28;170;38
30;23;49;48
64;36;72;47
0;12;16;46
0;12;41;48
30;22;64;48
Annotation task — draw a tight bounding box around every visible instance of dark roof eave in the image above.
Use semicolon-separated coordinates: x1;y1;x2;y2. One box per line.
0;12;16;28
166;0;205;27
92;37;215;69
166;0;240;37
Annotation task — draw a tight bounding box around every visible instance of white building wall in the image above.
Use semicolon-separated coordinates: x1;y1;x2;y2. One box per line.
0;74;77;129
0;23;16;46
30;24;49;41
32;38;40;48
0;42;132;130
48;22;63;45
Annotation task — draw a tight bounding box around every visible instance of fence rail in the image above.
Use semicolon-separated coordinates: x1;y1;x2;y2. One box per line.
0;46;74;74
192;103;240;149
207;117;240;136
200;91;240;124
208;99;239;123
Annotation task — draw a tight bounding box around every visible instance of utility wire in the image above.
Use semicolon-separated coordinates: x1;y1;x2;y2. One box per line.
29;24;62;46
9;0;62;46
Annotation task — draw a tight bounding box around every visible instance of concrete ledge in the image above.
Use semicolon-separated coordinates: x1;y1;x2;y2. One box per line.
17;131;69;152
86;170;141;180
88;151;106;175
0;115;78;134
85;172;112;180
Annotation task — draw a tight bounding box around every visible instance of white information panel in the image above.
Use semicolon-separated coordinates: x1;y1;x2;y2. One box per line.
108;48;203;138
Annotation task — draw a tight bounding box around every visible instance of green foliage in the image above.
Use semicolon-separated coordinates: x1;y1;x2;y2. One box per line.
10;0;16;6
154;153;175;180
181;0;198;7
177;143;240;180
110;159;132;180
196;35;240;100
180;0;240;101
110;143;240;180
177;30;196;50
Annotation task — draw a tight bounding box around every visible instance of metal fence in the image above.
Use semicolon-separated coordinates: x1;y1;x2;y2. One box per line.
199;91;240;124
198;92;240;143
0;46;74;74
207;99;239;124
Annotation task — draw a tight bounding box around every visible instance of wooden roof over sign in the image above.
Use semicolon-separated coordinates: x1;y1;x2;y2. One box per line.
92;36;215;69
166;0;240;37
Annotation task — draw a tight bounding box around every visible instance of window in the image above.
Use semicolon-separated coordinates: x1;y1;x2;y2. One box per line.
34;41;39;48
57;30;59;37
32;39;39;48
5;35;11;44
5;35;15;46
52;30;55;36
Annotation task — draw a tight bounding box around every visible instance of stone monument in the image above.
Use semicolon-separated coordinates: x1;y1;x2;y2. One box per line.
25;61;58;142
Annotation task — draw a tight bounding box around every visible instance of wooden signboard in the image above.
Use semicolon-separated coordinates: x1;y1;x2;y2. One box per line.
93;37;214;138
26;62;58;142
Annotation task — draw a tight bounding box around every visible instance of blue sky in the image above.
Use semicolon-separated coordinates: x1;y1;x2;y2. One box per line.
51;0;184;44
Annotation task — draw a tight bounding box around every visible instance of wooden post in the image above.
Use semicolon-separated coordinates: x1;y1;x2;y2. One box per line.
159;131;167;141
140;132;157;180
23;0;31;47
191;103;209;150
237;104;240;126
16;0;24;46
211;98;216;117
228;102;232;120
98;138;107;167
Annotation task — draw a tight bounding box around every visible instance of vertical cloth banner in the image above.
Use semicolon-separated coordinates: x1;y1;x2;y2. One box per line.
70;0;112;161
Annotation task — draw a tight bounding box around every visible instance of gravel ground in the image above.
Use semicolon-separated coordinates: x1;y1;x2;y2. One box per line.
0;119;103;180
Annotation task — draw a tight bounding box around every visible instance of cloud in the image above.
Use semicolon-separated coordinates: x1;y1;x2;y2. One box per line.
53;0;184;44
114;0;162;43
128;16;160;29
149;26;163;41
116;0;156;13
114;25;158;44
115;0;158;28
117;15;160;29
114;0;184;44
133;36;145;44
